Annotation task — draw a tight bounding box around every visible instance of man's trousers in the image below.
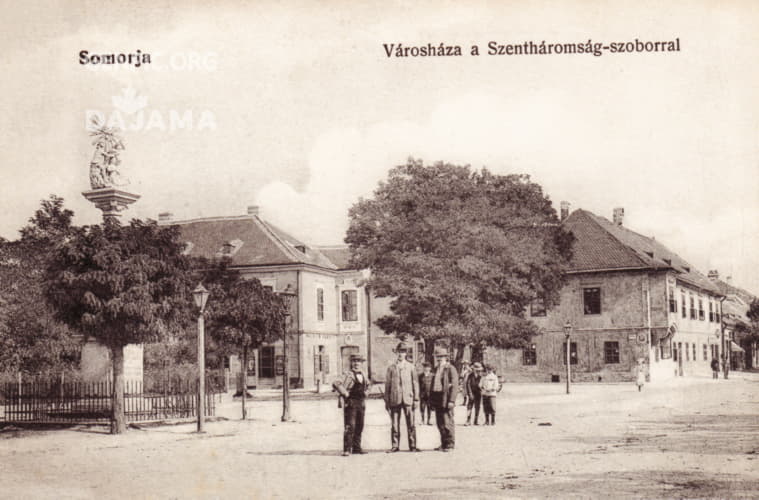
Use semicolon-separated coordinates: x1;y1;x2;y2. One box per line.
390;404;417;449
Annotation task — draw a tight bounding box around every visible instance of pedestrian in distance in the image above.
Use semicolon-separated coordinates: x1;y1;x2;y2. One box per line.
385;342;421;452
465;362;483;425
459;360;471;406
479;365;500;426
711;357;720;379
418;361;434;425
635;358;646;392
332;353;370;456
430;347;458;452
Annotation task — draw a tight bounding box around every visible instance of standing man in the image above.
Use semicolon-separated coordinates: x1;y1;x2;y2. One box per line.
465;362;483;425
385;342;420;452
418;361;434;425
333;353;369;457
430;347;459;452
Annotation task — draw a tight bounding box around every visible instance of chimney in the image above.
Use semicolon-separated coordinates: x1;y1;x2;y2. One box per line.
560;201;570;221
247;205;260;216
707;270;719;281
613;207;624;226
158;212;173;222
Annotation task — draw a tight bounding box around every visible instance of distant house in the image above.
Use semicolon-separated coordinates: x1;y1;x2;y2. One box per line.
163;207;372;391
485;205;726;383
711;272;757;371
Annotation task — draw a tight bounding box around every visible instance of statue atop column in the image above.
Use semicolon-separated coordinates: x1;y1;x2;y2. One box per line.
82;117;140;219
89;117;128;189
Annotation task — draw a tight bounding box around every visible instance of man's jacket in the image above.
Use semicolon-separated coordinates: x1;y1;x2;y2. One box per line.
431;364;459;408
384;360;419;408
333;370;369;400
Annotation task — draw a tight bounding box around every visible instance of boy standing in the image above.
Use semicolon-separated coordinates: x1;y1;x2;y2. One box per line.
418;362;434;425
479;365;500;426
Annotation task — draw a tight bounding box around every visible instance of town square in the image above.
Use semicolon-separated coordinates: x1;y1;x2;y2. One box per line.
1;1;759;499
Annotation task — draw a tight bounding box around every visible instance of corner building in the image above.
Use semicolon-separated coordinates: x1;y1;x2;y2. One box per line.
485;208;725;383
164;207;370;391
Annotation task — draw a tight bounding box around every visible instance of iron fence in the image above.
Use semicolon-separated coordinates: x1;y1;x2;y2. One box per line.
0;380;216;424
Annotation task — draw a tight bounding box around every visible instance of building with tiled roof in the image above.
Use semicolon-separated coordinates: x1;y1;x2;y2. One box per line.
160;207;371;391
709;272;757;370
485;204;726;383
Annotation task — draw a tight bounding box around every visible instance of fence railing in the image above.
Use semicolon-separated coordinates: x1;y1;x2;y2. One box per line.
0;380;216;424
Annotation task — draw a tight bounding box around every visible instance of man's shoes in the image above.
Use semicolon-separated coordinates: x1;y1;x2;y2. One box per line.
387;447;400;453
409;447;422;452
434;446;444;451
342;451;351;457
427;421;432;425
353;449;367;454
441;447;451;453
464;421;471;426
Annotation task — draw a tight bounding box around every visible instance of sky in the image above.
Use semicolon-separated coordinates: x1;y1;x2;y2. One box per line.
0;0;757;293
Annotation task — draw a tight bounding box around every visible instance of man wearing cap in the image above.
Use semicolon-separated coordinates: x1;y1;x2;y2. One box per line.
430;347;459;452
384;342;420;452
333;353;369;456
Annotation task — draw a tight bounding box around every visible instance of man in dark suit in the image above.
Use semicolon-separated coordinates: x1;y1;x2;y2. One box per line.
385;342;420;452
333;353;369;456
430;346;459;452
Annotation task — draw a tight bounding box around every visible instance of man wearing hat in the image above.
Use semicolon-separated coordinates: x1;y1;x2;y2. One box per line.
459;360;472;407
333;353;369;456
430;346;459;452
384;341;420;452
464;362;484;425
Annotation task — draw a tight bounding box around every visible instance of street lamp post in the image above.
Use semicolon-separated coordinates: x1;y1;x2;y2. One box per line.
192;284;210;433
564;321;572;395
278;285;296;422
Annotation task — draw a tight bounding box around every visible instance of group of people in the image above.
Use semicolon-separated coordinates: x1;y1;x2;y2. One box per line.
333;341;501;456
458;360;501;425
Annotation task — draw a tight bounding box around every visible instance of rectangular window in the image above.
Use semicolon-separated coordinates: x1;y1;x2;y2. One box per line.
316;288;324;321
709;302;714;322
703;344;708;361
604;341;620;364
341;290;358;322
259;346;275;378
698;299;705;321
685;342;690;361
715;309;720;324
562;342;578;365
681;293;686;319
660;339;672;359
690;296;697;320
583;287;601;315
523;344;537;365
669;289;677;313
692;343;696;361
530;297;547;317
673;343;679;362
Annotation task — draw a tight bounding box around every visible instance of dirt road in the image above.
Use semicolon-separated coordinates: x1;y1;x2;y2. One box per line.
2;374;758;499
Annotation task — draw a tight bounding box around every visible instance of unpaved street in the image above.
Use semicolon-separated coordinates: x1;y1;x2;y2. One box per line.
2;375;758;499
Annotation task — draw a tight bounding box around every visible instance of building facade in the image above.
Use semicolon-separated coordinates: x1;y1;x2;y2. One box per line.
166;207;371;391
484;207;725;383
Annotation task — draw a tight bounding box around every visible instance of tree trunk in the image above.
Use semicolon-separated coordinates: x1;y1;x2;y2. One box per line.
453;343;465;372
241;346;247;420
110;345;126;434
471;344;484;364
424;339;436;365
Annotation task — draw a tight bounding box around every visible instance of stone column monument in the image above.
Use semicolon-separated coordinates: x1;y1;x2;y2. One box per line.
80;121;144;384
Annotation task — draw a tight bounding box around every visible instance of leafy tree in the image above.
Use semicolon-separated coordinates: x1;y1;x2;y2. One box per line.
346;158;574;365
200;261;287;419
0;196;79;376
45;218;192;433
